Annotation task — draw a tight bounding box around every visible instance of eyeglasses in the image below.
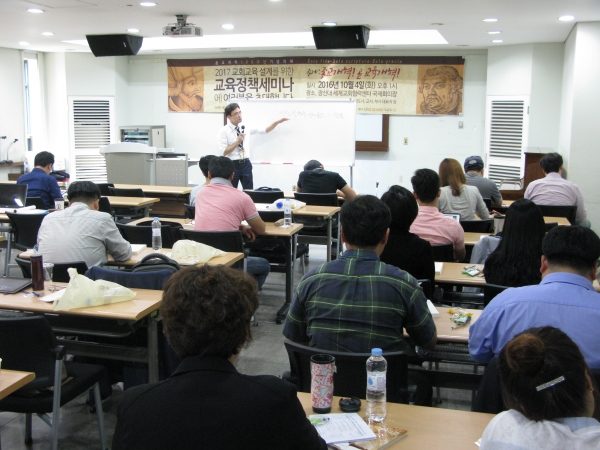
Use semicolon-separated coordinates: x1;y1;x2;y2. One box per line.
231;111;242;117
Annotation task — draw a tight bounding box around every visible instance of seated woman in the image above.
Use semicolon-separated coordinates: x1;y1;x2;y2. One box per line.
380;185;435;287
112;265;326;450
438;158;489;221
483;199;546;287
481;326;600;449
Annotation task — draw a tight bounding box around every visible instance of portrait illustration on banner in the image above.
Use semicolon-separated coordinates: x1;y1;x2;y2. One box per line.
417;65;463;115
168;66;205;112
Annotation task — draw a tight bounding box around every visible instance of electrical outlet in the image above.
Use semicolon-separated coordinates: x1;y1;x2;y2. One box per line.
403;137;408;145
458;121;464;129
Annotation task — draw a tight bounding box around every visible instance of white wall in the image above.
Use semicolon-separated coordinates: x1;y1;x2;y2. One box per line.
43;52;69;164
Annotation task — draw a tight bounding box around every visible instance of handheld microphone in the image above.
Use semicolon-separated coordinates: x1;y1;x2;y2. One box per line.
240;125;245;134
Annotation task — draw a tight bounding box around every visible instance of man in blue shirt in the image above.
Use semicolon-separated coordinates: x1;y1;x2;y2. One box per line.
469;225;600;369
17;151;63;209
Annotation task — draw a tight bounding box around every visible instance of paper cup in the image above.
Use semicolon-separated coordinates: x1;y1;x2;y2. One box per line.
54;198;65;210
311;354;335;413
43;263;54;282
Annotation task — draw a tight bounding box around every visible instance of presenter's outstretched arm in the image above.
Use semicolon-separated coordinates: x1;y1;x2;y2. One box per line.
265;118;289;133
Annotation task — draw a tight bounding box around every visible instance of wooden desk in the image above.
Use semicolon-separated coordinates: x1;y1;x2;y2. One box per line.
464;232;491;247
114;184;191;217
114;184;191;195
434;306;481;343
0;370;35;400
435;263;485;287
105;247;244;268
544;216;570;226
0;285;163;382
105;196;160;217
298;393;493;449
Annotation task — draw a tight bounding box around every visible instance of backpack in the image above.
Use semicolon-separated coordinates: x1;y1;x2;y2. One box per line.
131;253;180;274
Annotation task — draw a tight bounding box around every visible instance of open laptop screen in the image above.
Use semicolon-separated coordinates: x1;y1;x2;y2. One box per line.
0;184;28;208
443;213;461;222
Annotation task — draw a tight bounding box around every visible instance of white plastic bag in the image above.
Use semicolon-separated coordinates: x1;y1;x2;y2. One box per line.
169;239;226;265
269;198;306;210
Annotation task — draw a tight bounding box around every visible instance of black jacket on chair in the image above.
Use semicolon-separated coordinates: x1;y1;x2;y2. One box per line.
112;355;327;450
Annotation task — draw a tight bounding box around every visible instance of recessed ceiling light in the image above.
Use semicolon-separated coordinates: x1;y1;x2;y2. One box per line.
483;18;498;22
19;41;31;46
222;24;234;30
492;39;503;43
488;31;501;34
322;22;337;26
27;8;44;13
139;2;156;6
269;0;282;2
559;15;575;21
127;28;140;33
41;32;55;36
457;44;469;47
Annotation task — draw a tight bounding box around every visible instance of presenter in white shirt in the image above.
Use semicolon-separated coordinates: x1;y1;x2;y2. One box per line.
218;102;288;190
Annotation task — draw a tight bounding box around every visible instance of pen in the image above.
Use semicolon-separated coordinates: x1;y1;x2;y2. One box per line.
26;291;42;297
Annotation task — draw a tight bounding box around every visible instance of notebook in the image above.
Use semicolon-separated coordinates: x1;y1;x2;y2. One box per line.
0;277;33;294
0;184;28;210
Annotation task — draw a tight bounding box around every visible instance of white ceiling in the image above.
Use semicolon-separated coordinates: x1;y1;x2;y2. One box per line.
2;0;600;55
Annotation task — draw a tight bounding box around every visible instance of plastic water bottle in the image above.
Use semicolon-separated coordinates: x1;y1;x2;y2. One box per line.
366;348;387;422
152;217;162;251
283;198;292;227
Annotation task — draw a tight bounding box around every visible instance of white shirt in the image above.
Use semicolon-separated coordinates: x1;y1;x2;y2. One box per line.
218;122;266;160
37;202;132;268
525;172;587;222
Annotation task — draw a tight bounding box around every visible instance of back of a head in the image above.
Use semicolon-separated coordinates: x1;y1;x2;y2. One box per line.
542;225;600;274
499;326;593;421
381;185;418;233
67;181;101;203
411;168;440;204
160;265;258;359
199;155;216;177
438;158;466;196
499;199;546;254
340;195;390;248
303;160;322;171
208;156;235;180
34;151;55;168
464;155;484;173
540;152;563;173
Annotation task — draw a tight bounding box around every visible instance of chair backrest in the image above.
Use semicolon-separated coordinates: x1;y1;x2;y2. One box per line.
25;197;46;210
6;211;47;250
108;187;145;198
416;279;433;299
178;230;244;269
258;210;284;222
294;192;339;207
98;196;112;215
117;223;177;249
483;283;510;308
184;204;195;219
431;243;454;262
482;198;492;210
535;204;577;225
0;316;60;391
52;261;89;282
97;183;115;197
85;266;173;290
460;219;494;233
245;190;283;204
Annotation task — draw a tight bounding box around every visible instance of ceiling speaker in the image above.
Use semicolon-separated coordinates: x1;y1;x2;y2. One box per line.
311;26;370;50
85;34;143;57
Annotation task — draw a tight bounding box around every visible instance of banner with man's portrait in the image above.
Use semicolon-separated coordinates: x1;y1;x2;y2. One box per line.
167;56;464;115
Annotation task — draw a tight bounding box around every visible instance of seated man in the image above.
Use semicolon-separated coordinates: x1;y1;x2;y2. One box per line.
189;154;216;206
297;160;356;200
409;168;466;261
464;155;502;207
525;152;590;227
17;151;63;209
112;265;326;450
37;181;132;268
194;156;270;288
469;225;600;369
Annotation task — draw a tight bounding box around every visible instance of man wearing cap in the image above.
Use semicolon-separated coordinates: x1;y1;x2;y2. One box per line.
464;156;502;207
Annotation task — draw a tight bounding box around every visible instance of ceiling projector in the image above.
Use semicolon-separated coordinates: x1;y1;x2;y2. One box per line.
163;14;203;37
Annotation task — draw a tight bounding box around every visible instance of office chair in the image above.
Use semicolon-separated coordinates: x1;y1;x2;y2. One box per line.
293;192;340;257
25;197;47;210
482;283;510;308
184;203;195;219
178;229;246;271
431;243;454;262
245;190;283;204
98;196;113;216
460;219;494;233
482;198;492;210
6;211;47;256
534;204;577;225
15;257;88;282
108;187;146;219
282;340;409;403
108;187;144;197
117;222;179;249
96;183;114;197
0;316;107;450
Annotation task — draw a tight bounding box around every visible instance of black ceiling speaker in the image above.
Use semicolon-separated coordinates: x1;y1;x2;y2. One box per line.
311;26;370;50
85;34;143;57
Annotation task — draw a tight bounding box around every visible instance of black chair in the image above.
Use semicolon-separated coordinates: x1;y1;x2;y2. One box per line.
535;204;577;225
108;187;147;219
460;219;494;233
0;316;107;450
294;192;339;207
282;340;409;403
117;223;179;249
25;197;46;210
96;183;114;197
483;283;510;308
6;211;47;251
245;190;283;204
431;243;454;262
108;187;144;197
482;198;492;210
293;192;340;256
15;257;88;282
178;229;245;270
98;196;113;216
184;204;195;219
416;279;433;300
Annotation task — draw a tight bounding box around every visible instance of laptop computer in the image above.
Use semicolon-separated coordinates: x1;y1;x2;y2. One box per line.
443;213;461;222
0;184;28;212
0;277;32;294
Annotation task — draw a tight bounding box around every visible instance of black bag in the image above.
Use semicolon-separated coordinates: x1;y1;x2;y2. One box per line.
255;186;282;191
131;253;180;274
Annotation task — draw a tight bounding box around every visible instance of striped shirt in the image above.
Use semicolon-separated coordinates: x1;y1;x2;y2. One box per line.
283;249;436;352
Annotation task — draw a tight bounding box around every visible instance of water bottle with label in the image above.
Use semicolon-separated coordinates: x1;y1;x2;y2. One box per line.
283;198;292;227
151;217;162;251
366;348;387;422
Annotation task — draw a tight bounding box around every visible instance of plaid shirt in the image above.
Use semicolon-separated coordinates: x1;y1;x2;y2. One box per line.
283;249;436;352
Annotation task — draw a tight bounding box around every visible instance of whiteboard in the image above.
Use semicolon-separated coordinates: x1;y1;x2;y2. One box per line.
237;99;356;167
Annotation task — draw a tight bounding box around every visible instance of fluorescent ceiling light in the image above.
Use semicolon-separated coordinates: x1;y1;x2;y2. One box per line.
19;41;31;46
322;22;337;26
222;24;234;30
492;39;503;43
41;32;55;36
140;2;156;6
64;29;447;51
27;8;44;13
127;28;140;33
483;18;498;22
559;15;575;21
488;31;501;34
